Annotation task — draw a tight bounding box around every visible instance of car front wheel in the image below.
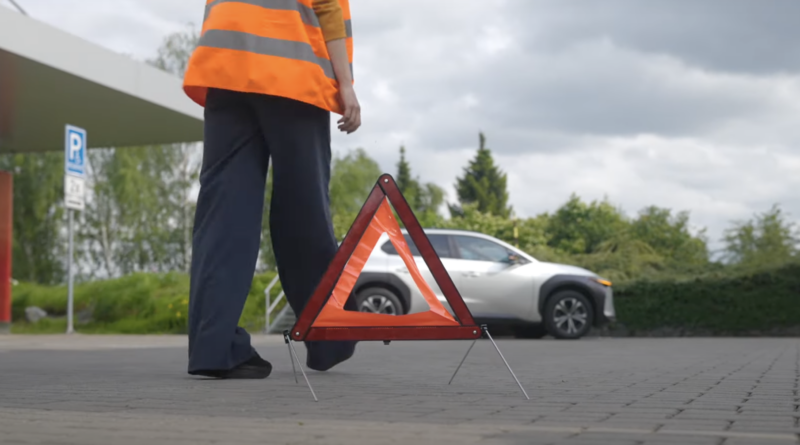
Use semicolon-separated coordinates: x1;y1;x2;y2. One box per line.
544;290;593;339
355;287;403;315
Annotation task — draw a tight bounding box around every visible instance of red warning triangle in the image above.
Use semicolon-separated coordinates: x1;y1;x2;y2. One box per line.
290;174;482;342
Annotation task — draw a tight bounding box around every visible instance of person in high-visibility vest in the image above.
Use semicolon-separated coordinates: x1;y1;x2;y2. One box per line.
182;0;361;379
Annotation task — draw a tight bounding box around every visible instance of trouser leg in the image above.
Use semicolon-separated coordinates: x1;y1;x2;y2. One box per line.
250;94;357;371
188;88;270;373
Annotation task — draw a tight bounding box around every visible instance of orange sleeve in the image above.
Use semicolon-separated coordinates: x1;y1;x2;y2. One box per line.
312;0;348;42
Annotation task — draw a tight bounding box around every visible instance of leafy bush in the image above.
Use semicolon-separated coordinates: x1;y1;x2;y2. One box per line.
613;260;800;334
10;272;286;334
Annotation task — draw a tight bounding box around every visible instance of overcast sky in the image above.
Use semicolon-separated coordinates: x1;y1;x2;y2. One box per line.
6;0;800;253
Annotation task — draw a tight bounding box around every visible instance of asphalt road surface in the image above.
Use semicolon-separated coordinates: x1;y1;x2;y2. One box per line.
1;335;798;445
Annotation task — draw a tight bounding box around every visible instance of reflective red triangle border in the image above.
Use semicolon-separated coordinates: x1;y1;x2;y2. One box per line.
290;174;482;342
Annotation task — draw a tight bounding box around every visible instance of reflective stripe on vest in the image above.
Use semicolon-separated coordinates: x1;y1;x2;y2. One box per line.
183;0;353;115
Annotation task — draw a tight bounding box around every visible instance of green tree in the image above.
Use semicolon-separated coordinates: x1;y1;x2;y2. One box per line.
722;204;798;268
451;132;511;218
629;206;709;266
79;146;188;277
396;146;418;202
395;146;445;227
439;203;548;252
79;148;117;277
148;24;199;77
572;241;666;283
146;25;201;272
0;153;65;284
329;148;383;239
545;194;628;255
78;26;202;278
258;167;276;272
415;182;446;227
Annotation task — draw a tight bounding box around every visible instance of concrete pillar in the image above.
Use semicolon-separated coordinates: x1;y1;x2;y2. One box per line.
0;171;11;334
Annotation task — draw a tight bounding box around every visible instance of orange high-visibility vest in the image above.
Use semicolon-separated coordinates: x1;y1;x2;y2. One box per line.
183;0;353;115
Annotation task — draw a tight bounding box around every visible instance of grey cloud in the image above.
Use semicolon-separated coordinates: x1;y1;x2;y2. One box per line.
133;0;205;26
359;44;786;156
478;47;775;137
510;0;800;75
345;2;796;157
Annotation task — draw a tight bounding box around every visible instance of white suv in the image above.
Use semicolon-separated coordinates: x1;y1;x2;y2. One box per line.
352;229;616;339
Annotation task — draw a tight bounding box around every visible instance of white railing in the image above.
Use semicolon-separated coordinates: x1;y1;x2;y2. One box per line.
264;275;285;334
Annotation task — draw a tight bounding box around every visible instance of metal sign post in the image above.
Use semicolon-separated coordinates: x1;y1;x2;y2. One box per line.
64;125;86;335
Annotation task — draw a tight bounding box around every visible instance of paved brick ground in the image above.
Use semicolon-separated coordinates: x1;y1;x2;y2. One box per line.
0;336;798;444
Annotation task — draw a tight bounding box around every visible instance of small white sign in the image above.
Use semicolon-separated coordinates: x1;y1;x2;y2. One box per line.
64;174;85;211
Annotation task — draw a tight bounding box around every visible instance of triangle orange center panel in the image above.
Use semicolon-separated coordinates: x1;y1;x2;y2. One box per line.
311;198;460;327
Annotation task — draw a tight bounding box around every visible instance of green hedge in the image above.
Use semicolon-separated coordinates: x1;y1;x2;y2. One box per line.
10;272;287;334
613;261;800;335
10;261;800;335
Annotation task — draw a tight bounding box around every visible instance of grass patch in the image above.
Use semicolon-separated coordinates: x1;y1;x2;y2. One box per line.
10;272;286;335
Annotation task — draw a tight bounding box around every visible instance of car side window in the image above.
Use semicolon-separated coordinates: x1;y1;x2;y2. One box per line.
429;235;454;258
380;234;454;258
380;236;420;256
454;235;512;263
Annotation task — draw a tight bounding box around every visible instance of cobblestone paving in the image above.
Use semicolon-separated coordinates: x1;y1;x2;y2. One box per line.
1;336;798;444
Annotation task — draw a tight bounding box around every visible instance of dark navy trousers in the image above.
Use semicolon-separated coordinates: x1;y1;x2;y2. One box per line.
187;88;356;374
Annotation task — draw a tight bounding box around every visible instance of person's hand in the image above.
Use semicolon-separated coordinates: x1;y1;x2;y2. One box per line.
337;84;361;134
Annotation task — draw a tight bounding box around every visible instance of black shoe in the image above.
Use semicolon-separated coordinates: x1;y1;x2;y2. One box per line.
191;353;273;379
305;340;358;372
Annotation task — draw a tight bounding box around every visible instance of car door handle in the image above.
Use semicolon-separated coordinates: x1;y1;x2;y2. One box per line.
461;271;480;278
395;268;409;274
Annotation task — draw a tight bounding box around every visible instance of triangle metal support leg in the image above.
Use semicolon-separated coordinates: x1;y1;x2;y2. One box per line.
284;331;317;402
448;326;530;400
483;326;530;400
284;332;298;384
448;339;477;385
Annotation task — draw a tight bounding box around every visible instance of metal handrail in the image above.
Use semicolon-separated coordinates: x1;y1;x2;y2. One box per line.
264;275;285;334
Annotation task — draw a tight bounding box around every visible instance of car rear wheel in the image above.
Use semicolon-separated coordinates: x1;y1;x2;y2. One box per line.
544;290;593;339
355;287;403;315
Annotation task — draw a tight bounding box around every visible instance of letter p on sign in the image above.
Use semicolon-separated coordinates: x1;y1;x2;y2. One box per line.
69;134;81;160
65;125;86;178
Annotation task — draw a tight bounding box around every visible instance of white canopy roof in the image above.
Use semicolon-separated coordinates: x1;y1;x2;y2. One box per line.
0;6;203;154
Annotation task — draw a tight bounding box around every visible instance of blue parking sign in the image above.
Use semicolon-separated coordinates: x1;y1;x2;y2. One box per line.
65;125;87;178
